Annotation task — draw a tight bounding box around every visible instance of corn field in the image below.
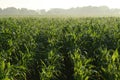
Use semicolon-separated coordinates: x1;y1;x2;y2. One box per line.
0;17;120;80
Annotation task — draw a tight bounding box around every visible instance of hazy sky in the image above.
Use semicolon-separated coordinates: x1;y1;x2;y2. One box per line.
0;0;120;10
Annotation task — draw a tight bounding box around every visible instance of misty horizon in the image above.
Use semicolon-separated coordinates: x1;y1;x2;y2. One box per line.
0;0;120;11
1;5;120;11
0;6;120;17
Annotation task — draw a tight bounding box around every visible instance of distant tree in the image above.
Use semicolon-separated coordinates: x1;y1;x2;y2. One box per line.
0;8;2;11
3;7;19;15
20;8;28;15
0;7;38;15
39;9;46;14
0;8;2;14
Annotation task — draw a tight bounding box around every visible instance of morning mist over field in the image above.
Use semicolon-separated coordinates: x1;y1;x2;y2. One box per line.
1;6;120;16
0;0;120;10
0;0;120;16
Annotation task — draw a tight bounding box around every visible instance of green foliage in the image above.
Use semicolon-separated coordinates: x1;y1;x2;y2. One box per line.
71;49;93;80
0;17;120;80
40;50;62;80
100;48;120;80
0;57;26;80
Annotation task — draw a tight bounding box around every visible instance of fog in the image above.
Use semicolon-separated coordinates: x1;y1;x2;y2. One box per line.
0;6;120;17
0;0;120;10
1;0;120;16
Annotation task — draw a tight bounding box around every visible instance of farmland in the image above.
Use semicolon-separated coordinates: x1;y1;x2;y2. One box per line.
0;17;120;80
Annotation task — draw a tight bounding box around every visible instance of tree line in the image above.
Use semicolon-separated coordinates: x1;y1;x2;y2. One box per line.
0;6;120;16
0;7;38;15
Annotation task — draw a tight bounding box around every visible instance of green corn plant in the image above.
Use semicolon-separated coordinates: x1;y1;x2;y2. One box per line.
0;57;13;80
40;50;62;80
100;48;120;80
71;49;93;80
0;57;27;80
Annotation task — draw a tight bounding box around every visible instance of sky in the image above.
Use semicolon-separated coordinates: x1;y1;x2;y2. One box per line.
0;0;120;10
